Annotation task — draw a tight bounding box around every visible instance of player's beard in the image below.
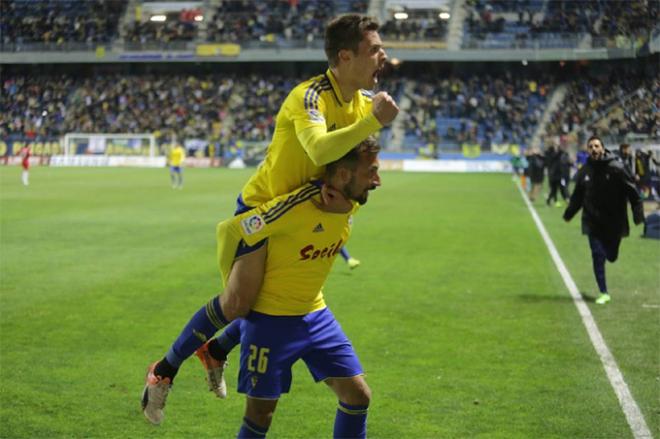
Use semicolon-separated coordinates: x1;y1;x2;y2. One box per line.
345;175;374;205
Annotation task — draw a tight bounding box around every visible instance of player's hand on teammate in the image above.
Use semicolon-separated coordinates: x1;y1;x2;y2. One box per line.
317;184;353;213
372;91;399;126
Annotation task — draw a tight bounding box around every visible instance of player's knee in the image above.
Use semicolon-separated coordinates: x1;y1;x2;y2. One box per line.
219;291;251;321
342;381;371;407
245;398;277;428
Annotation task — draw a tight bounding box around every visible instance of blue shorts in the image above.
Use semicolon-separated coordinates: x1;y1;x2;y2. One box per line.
170;166;181;173
234;193;267;257
237;308;363;399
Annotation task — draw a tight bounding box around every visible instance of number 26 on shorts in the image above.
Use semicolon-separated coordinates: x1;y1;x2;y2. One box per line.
248;344;270;373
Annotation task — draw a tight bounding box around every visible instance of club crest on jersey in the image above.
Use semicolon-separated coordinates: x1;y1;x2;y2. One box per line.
307;109;325;123
241;214;265;235
313;223;324;233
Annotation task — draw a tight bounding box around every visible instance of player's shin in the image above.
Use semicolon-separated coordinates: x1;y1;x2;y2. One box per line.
237;417;270;438
334;401;369;439
157;296;228;378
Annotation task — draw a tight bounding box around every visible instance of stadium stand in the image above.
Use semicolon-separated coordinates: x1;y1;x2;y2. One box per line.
545;72;659;146
1;64;656;156
0;0;657;163
462;0;658;50
0;73;298;148
379;8;449;42
398;72;553;150
124;10;200;48
205;0;368;46
0;0;127;51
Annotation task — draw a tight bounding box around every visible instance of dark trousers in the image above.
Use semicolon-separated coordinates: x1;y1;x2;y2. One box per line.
588;235;622;293
547;178;569;204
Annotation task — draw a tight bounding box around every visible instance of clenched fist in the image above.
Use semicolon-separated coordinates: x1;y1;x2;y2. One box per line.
371;91;399;126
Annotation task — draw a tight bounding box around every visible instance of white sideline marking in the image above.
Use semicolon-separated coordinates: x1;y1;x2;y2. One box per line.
515;181;652;439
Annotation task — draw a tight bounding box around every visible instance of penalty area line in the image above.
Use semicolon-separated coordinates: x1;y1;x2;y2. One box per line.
514;181;652;439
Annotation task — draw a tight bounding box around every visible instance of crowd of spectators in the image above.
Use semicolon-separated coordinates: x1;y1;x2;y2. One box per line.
2;76;73;140
206;0;367;45
545;73;659;146
403;73;552;148
1;0;656;51
124;10;199;47
0;0;127;49
1;74;299;146
597;0;658;40
379;10;448;42
464;0;657;48
2;70;656;153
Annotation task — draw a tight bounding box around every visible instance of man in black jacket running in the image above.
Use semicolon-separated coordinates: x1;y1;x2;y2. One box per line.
563;135;645;305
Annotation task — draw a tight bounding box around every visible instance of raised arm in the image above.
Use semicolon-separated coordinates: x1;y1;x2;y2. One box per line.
294;91;398;166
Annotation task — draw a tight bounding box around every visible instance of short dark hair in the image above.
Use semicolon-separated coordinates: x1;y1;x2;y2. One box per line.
325;136;380;177
325;14;379;67
619;143;631;152
587;135;603;145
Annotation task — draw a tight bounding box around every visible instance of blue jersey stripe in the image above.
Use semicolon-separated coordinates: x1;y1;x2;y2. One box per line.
262;184;320;221
262;185;321;224
304;85;313;110
262;184;320;222
308;81;331;110
304;78;330;110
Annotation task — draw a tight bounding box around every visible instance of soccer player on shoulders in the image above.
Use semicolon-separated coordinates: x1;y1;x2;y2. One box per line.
142;15;398;424
168;143;186;189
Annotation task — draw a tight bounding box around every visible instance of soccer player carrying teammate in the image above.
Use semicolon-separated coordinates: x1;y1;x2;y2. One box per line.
142;14;398;424
223;140;380;438
168;144;185;189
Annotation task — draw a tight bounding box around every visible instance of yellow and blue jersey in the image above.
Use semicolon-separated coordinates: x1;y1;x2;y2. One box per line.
217;182;358;316
241;69;381;206
169;146;185;167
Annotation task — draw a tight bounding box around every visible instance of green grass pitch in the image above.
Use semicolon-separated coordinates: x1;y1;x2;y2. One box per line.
1;166;658;438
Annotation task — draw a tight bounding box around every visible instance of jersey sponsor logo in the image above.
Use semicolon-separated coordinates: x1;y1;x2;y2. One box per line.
299;239;343;261
241;214;265;235
307;109;325;124
312;223;324;233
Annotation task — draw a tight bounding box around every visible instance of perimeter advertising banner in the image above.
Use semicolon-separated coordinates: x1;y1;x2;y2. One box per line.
0;138;62;158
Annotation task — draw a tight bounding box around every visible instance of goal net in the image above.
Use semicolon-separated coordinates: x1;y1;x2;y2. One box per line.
53;133;164;167
63;133;156;156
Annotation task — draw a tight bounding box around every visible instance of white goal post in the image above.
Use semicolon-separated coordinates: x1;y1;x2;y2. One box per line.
62;133;157;156
53;133;165;167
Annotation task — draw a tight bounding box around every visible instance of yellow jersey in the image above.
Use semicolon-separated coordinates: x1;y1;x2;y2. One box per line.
241;69;382;206
217;182;357;316
169;146;185;167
